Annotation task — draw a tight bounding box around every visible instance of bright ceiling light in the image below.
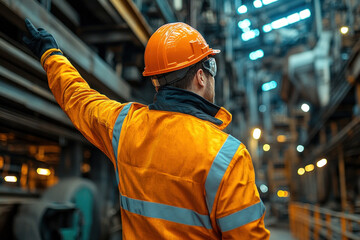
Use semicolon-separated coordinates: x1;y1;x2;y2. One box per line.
249;49;264;60
262;9;311;34
252;128;262;140
260;184;268;193
259;105;267;112
301;103;310;112
297;168;305;175
297;145;304;152
305;164;315;172
263;24;272;33
287;13;300;24
238;5;248;14
277;135;286;143
253;0;263;8
242;30;256;41
238;19;251;29
262;80;277;91
262;0;278;5
4;176;17;182
263;144;271;152
299;9;311;19
37;168;51;176
243;27;251;32
271;18;289;29
317;158;327;168
340;26;349;35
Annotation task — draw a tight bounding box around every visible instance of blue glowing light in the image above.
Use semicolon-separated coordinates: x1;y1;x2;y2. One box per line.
262;80;277;91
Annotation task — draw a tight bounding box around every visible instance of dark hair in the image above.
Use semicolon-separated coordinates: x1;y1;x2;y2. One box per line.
167;58;210;90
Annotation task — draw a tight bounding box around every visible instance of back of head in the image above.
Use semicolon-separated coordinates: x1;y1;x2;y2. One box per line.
143;22;219;89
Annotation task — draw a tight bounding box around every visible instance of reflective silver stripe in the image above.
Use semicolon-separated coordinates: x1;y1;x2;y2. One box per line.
120;195;212;229
205;135;240;214
112;103;132;184
216;201;266;232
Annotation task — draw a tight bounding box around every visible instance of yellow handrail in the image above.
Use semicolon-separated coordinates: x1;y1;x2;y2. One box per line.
289;202;360;240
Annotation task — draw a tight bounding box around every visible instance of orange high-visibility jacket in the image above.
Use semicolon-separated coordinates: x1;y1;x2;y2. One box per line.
44;54;270;239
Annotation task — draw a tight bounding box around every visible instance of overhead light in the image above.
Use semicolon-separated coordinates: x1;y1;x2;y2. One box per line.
263;144;271;152
340;26;349;35
297;168;305;175
287;13;300;24
299;9;311;19
37;168;51;176
297;145;304;153
238;19;251;29
253;0;263;8
243;27;251;32
263;9;311;32
305;164;315;172
252;128;262;140
301;103;310;112
271;18;288;29
262;0;278;5
4;176;17;182
237;5;248;14
249;49;264;60
277;135;286;142
259;105;267;112
277;190;289;197
263;24;272;33
260;184;268;193
242;30;256;41
262;80;277;91
317;158;327;168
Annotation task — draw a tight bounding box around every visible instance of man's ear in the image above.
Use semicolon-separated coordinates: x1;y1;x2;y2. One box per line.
195;69;206;87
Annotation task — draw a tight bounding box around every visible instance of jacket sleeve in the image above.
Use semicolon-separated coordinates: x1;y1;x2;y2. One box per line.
215;146;270;239
43;54;127;165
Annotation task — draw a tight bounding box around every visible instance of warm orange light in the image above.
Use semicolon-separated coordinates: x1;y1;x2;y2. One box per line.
317;158;327;168
4;176;17;182
340;26;349;34
277;135;287;143
277;190;290;198
0;156;3;169
305;164;314;172
82;163;91;173
298;168;305;175
252;128;262;140
263;144;270;152
36;168;51;176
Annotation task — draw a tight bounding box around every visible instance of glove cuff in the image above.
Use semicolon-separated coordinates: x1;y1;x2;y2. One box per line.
41;48;63;67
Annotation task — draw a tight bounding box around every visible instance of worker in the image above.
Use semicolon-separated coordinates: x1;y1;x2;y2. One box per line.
23;19;270;239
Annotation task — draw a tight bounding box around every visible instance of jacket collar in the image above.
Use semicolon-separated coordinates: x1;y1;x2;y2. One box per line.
149;86;232;130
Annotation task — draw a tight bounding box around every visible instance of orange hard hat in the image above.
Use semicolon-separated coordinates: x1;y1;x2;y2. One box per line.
143;22;220;77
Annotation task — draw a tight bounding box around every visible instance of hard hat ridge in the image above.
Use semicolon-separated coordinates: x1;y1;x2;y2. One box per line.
143;22;220;77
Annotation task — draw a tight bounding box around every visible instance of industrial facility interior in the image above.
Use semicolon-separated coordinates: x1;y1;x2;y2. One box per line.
0;0;359;239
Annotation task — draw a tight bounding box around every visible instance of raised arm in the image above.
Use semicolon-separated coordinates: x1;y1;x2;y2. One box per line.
22;19;129;164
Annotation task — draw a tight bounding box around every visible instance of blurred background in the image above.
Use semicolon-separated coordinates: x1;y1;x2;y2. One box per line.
0;0;359;239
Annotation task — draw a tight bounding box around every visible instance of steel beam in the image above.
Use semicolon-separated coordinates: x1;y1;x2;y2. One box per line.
0;65;54;102
0;107;84;142
0;79;71;126
110;0;152;47
81;30;133;45
154;0;177;23
52;0;80;26
0;0;132;101
0;38;44;77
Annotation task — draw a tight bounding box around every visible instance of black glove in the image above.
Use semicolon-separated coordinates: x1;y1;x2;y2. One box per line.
23;18;60;59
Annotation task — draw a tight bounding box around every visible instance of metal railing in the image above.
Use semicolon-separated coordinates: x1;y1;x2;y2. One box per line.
289;202;360;240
